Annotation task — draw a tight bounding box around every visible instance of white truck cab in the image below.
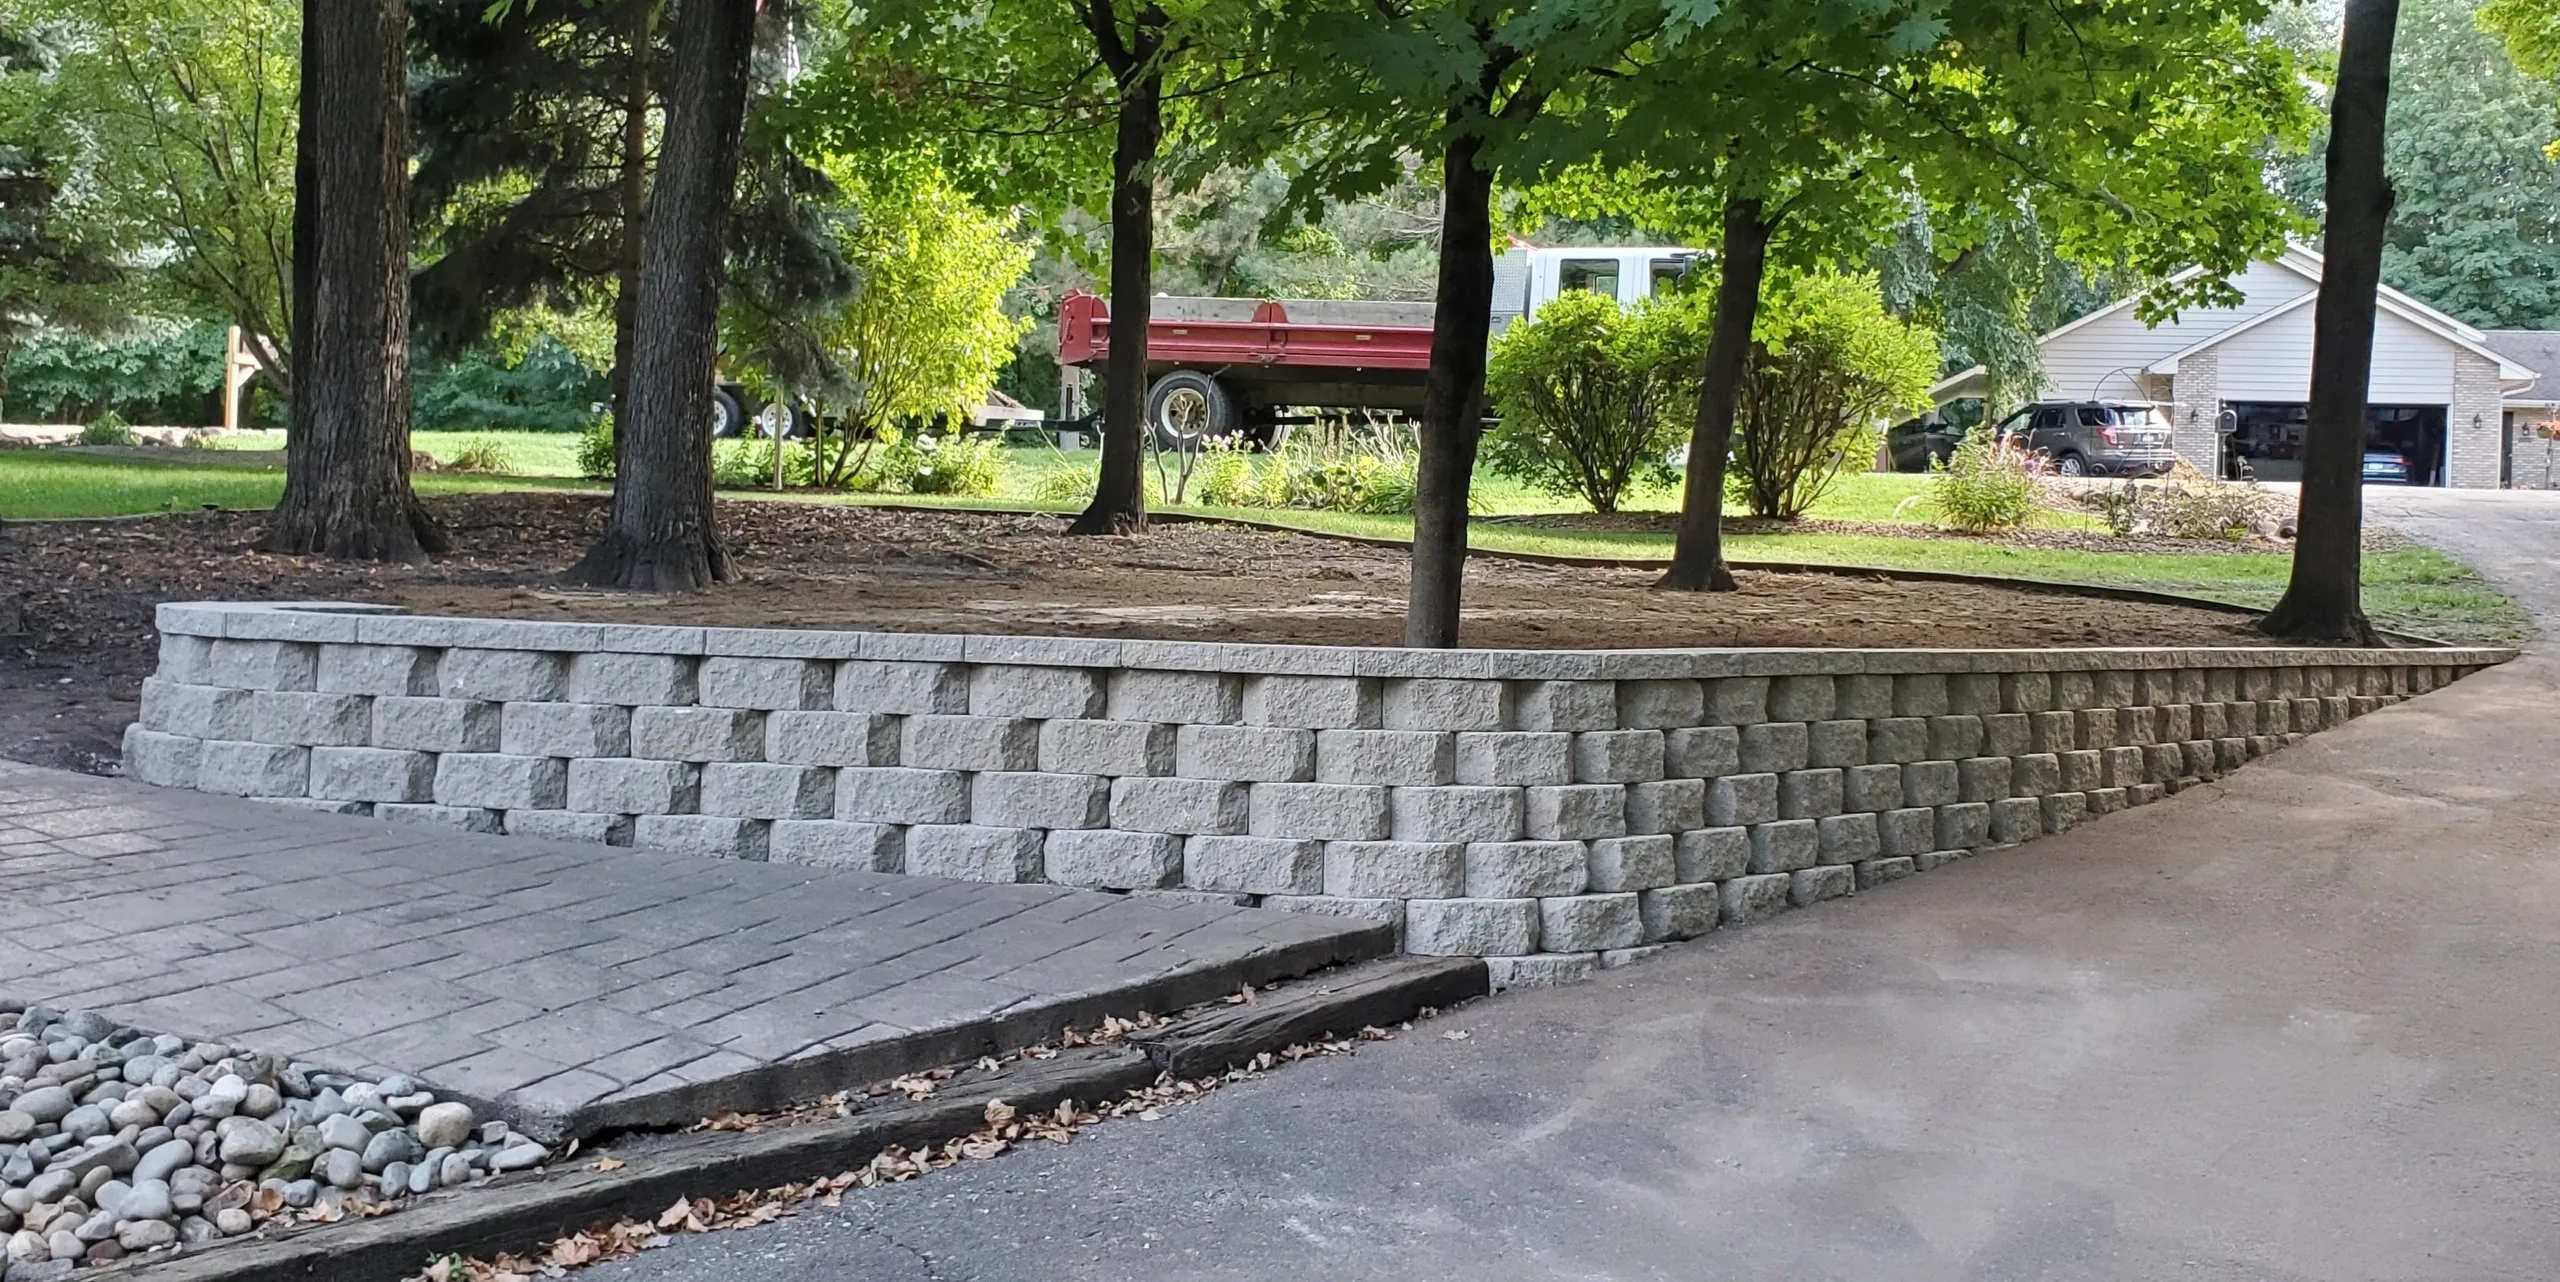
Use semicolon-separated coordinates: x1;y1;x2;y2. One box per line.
1491;245;1702;334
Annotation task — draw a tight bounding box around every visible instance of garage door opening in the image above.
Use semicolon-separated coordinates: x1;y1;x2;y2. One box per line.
2224;402;2446;486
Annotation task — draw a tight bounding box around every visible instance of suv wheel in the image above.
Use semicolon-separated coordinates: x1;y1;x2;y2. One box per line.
2054;450;2087;477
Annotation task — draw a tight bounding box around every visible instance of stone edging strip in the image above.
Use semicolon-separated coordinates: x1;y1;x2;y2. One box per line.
97;956;1489;1282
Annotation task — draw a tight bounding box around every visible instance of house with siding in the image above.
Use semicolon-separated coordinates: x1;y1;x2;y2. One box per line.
1929;244;2548;488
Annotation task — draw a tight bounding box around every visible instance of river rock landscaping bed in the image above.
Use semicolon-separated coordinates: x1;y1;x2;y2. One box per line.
0;1001;551;1278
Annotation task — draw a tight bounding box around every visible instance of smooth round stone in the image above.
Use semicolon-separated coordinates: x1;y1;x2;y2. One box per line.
212;1208;251;1236
115;1180;172;1224
107;1099;158;1131
307;1088;347;1119
258;1145;316;1184
406;1163;433;1196
339;1085;384;1114
86;1239;128;1263
134;1126;173;1156
241;1085;282;1120
323;1150;362;1191
379;1162;410;1197
316;1115;368;1153
359;1129;418;1174
162;1103;193;1128
131;1138;193;1186
217;1120;284;1167
282;1180;316;1210
71;1210;114;1244
170;1192;202;1216
374;1077;416;1099
177;1216;216;1245
46;1229;83;1261
25;1171;75;1205
437;1153;472;1188
413;1103;474;1151
0;1112;34;1143
57;1106;108;1143
489;1144;546;1174
91;1182;129;1217
170;1078;207;1103
5;1229;44;1264
11;1088;72;1125
118;1057;169;1087
115;1218;176;1252
76;1167;112;1201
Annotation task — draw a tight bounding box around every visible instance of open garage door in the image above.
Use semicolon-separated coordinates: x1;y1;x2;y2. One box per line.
2224;402;2446;486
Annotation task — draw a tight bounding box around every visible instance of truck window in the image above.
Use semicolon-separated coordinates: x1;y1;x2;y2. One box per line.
1648;258;1692;299
1559;259;1620;301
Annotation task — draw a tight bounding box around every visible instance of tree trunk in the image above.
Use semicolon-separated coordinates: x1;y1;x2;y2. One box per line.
607;0;652;481
1659;194;1771;592
2263;0;2397;645
264;0;444;561
567;0;756;591
1405;132;1497;649
1068;55;1162;536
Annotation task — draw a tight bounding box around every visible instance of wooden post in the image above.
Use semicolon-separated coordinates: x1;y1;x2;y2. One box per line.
222;326;248;433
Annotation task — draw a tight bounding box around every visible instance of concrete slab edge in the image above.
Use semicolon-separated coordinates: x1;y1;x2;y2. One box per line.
96;955;1489;1282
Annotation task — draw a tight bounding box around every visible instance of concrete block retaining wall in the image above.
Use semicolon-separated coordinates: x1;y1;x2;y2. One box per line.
126;603;2509;987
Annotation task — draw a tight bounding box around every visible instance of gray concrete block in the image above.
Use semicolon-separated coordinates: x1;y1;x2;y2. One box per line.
250;691;372;746
1928;715;1985;761
569;757;700;815
1867;717;1929;764
1950;673;2002;716
2042;791;2089;834
765;710;899;767
379;802;503;834
1988;797;2043;845
1615;679;1704;729
1816;812;1880;865
1176;723;1317;782
2157;704;2194;742
2101;746;2149;788
1893;673;1949;717
139;680;253;741
372;696;500;754
1855;856;1917;889
197;739;308;797
970;664;1104;720
1936;801;1991;849
1706;677;1767;726
567;652;695;707
1514;680;1616;731
1587;834;1675;892
1706;773;1779;826
700;761;834;819
1767;675;1836;722
770;819;904;871
2193;703;2226;739
2011;752;2061;797
1842;763;1903;813
504;810;634;846
1184;835;1324;894
1463;840;1589;898
1044;829;1183;889
1981;712;2031;758
1039;718;1178;777
2121;706;2158;746
1901;760;1958;806
1405;898;1539;957
2084;786;2129;815
1106;669;1239;724
500;702;631;758
1323;841;1464;899
1316;730;1455;786
635;814;769;860
1913;849;1971;872
1525;784;1628;840
1749;820;1818;874
1485;953;1600;988
2225;702;2258;736
1625;778;1705;835
1718;873;1793;926
1539;893;1640;952
1572;729;1664;783
1453;732;1571;786
905;823;1045;882
155;632;214;683
1384;678;1508;732
2258;700;2292;734
974;771;1111;830
903;714;1039;772
308;746;435;803
630;706;764;762
1663;726;1740;779
435;752;568;810
1639;883;1720;941
1806;719;1868;768
1834;673;1894;720
1111;776;1250;834
2077;707;2122;748
316;645;437;697
439;649;566;703
1957;756;2012;803
121;726;201;789
697;657;831;711
1739;721;1810;774
1876;807;1936;856
1241;674;1378;729
2057;749;2103;792
2145;742;2187;782
206;638;317;691
2001;672;2053;714
836;660;968;714
1674;827;1749;883
2030;710;2079;754
1391;785;1525;843
839;767;971;825
1779;768;1844;819
1790;864;1854;905
1249;782;1390;841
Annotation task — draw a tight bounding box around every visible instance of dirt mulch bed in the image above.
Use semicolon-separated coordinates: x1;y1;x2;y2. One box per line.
0;491;2296;775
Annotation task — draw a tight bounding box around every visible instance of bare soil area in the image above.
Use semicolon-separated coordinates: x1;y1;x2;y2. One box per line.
1;492;2283;773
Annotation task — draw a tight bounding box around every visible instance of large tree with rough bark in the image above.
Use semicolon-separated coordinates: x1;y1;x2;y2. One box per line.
2264;0;2400;644
264;0;442;561
565;0;758;590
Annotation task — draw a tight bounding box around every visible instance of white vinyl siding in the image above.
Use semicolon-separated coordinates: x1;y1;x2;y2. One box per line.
2037;260;2316;400
2210;304;2456;403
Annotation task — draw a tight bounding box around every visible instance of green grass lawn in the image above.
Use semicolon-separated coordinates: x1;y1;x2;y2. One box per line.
203;428;592;477
3;441;2525;644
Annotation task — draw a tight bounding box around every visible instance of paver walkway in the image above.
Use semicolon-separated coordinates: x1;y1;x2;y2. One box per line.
0;761;1383;1140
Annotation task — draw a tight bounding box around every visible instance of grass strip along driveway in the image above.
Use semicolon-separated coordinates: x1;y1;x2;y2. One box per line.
0;448;2525;644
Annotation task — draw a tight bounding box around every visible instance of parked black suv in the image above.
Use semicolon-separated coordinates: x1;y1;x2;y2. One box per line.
1891;400;2178;477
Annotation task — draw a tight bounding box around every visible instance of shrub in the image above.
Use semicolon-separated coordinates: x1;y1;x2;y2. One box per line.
1028;462;1097;504
1483;289;1702;514
1727;272;1940;520
882;431;1003;496
2083;478;2284;541
77;412;138;447
712;437;817;489
1929;433;2043;532
445;436;516;475
576;419;616;479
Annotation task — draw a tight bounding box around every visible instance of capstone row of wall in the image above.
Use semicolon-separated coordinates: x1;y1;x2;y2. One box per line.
123;604;2507;988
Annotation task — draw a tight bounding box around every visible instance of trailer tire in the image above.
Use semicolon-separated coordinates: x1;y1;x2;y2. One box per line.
1146;371;1236;453
709;386;748;438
